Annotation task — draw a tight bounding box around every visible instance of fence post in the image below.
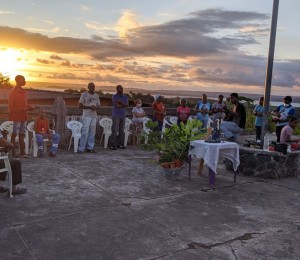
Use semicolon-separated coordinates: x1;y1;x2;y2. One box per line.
52;96;68;146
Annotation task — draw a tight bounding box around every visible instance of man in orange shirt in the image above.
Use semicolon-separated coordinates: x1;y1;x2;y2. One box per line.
152;94;166;131
8;75;32;157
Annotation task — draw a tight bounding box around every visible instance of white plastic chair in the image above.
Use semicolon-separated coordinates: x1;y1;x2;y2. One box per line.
169;116;178;125
66;121;82;153
0;121;29;155
99;118;113;149
124;118;132;147
207;117;214;129
161;118;172;138
27;122;55;157
142;117;151;144
0;152;13;198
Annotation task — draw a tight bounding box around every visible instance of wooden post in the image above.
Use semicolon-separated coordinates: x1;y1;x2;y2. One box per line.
51;96;68;145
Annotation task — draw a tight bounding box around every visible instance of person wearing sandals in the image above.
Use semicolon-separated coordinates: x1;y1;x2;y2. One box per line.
132;99;146;145
8;75;32;158
0;132;26;195
34;110;61;157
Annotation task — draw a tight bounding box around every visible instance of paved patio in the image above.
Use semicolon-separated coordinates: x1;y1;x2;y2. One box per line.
0;145;299;259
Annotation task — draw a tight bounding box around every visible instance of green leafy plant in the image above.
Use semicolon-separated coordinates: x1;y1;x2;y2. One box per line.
142;119;206;166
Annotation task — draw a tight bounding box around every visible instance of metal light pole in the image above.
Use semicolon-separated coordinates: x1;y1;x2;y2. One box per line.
261;0;280;147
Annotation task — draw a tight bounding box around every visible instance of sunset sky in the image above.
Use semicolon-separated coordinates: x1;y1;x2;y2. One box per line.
0;0;300;96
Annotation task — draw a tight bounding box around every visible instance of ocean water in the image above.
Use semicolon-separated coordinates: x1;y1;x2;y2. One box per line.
270;102;300;108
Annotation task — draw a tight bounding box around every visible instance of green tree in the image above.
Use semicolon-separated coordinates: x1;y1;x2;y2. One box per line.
64;88;80;94
0;73;12;88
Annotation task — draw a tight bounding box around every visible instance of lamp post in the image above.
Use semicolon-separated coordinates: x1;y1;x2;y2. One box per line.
261;0;280;148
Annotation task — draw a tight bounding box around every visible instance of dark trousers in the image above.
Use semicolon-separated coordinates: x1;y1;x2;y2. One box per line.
255;126;262;141
110;116;125;147
276;125;285;143
0;159;22;186
152;116;163;131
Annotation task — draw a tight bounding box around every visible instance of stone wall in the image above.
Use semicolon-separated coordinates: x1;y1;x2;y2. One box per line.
224;147;300;179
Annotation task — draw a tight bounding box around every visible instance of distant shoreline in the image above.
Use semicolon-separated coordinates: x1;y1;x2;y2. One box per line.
26;81;300;105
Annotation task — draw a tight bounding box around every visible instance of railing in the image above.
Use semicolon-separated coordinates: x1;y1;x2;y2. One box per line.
0;105;181;147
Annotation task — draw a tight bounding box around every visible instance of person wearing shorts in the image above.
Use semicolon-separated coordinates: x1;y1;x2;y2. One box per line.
8;75;32;157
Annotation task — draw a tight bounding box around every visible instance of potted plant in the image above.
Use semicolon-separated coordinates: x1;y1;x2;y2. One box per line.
142;119;206;179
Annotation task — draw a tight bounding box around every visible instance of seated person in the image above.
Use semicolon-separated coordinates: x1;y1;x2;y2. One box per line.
132;99;146;145
280;116;300;150
0;131;26;195
220;93;246;142
34;111;60;157
194;94;211;128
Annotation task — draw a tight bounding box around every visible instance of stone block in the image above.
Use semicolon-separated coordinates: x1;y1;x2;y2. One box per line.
257;154;272;164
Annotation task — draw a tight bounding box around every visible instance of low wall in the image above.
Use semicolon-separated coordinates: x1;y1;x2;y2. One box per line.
224;147;300;179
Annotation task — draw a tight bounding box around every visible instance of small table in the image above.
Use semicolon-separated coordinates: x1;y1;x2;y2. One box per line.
188;140;240;186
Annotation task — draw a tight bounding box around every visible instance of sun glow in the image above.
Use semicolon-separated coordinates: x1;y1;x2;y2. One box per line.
0;48;26;77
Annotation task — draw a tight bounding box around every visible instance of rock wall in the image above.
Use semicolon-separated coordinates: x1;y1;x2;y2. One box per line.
224;147;300;179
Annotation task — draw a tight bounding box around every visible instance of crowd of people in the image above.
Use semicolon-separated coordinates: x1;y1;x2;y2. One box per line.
0;75;299;196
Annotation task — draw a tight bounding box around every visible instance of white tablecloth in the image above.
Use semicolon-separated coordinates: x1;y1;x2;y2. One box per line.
189;140;240;174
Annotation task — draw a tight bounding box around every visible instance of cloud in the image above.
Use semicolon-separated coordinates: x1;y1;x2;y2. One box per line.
0;9;268;58
36;58;52;64
47;73;81;80
61;60;71;67
0;10;14;15
27;17;54;25
115;10;141;39
80;5;89;11
50;54;64;60
0;8;298;89
84;22;112;32
26;26;61;33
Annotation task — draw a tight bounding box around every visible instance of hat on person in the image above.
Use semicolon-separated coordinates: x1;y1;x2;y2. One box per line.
180;98;187;103
154;94;161;101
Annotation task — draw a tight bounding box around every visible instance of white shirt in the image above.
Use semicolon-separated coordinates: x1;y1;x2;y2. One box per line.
132;106;145;123
79;92;101;118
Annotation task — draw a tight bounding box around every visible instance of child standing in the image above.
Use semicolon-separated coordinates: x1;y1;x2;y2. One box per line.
132;99;146;145
177;98;190;125
253;97;264;143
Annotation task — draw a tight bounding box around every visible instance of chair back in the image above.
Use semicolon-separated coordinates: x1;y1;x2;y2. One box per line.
0;121;13;139
162;118;171;133
142;117;150;133
125;118;132;131
66;121;82;137
99;118;113;133
169;116;178;125
207;117;214;128
26;121;35;132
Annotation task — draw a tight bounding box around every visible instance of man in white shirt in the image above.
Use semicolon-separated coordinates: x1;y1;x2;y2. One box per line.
77;82;101;153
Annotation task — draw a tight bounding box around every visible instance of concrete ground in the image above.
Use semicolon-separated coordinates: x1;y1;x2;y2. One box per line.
0;145;299;260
